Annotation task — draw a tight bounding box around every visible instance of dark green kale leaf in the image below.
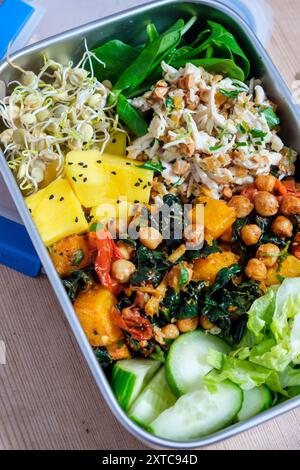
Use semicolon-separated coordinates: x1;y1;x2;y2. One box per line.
201;265;260;343
62;269;92;303
94;347;113;368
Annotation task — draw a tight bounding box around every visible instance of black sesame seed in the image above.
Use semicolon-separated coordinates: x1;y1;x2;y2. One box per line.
75;217;78;223
112;138;116;143
83;177;87;183
83;164;88;168
60;197;64;202
134;200;139;204
68;162;74;166
111;171;117;175
49;194;54;200
79;173;83;177
126;162;131;166
72;177;77;182
134;182;140;187
96;160;102;164
148;182;151;186
29;208;32;213
116;200;120;204
59;252;63;256
143;185;147;189
138;178;143;183
78;162;84;166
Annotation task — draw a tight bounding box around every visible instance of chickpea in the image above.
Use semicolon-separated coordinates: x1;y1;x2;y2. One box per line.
228;195;254;218
280;195;300;216
199;316;215;331
116;240;135;260
176;317;198;333
139;226;163;250
245;258;267;281
111;259;136;284
240;224;262;246
254;191;279;217
161;324;180;340
256;243;280;268
167;263;193;292
271;216;293;238
255;174;276;192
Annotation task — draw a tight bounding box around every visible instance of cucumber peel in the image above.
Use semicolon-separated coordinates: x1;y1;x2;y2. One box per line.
112;359;160;411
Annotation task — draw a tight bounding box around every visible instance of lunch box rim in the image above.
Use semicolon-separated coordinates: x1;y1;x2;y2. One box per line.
1;0;300;450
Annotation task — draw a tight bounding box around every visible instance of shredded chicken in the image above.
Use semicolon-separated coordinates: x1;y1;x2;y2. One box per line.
127;62;297;199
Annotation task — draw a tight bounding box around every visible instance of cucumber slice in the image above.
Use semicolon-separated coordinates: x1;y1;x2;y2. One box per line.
237;385;272;422
112;359;160;411
166;330;230;396
149;380;242;441
128;367;177;428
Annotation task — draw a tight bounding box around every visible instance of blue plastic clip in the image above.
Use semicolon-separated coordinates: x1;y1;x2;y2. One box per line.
0;216;41;276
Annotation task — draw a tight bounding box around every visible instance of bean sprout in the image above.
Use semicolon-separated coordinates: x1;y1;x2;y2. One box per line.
0;43;119;195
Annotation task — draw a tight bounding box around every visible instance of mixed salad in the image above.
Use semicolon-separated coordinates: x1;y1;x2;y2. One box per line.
1;16;300;442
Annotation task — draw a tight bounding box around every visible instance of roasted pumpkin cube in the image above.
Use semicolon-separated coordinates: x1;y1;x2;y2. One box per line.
25;179;88;246
50;234;90;277
193;252;239;284
266;255;300;286
196;197;236;244
74;286;124;347
104;131;127;156
66;150;109;208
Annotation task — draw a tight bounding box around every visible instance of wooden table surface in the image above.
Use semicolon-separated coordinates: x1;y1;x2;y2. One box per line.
1;0;300;451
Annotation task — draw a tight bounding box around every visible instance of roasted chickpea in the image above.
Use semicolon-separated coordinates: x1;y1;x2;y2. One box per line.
111;259;136;284
167;263;193;292
255;174;276;192
176;317;198;333
280;195;300;216
116;240;136;260
271;216;293;238
139;226;163;250
161;323;180;340
199;316;215;331
240;224;262;246
256;243;280;268
245;258;267;281
254;191;279;217
228;195;254;218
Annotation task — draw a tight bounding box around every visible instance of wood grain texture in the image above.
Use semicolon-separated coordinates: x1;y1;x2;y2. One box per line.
0;0;300;451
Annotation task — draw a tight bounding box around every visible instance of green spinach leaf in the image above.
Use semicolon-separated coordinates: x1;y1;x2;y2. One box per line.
89;40;139;83
117;94;148;136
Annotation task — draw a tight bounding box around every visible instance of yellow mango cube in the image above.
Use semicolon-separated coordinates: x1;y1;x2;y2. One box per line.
25;179;88;246
104;131;127;156
66;150;108;208
66;150;153;208
101;153;153;203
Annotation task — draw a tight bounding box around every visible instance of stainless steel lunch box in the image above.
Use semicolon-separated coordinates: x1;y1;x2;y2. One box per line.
1;0;300;450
